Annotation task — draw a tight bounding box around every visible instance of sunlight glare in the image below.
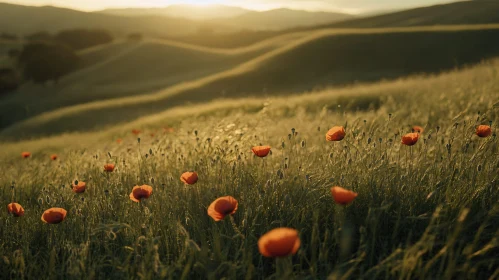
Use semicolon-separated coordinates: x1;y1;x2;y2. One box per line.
160;0;223;7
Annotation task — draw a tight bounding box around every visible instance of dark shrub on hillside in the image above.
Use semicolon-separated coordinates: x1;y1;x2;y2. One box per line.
0;32;18;41
127;33;143;41
8;49;21;58
18;42;81;84
0;68;21;95
54;29;113;50
25;31;53;42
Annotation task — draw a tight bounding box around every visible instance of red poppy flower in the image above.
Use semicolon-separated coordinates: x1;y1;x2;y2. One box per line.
401;133;419;146
331;186;358;205
7;203;25;217
132;129;141;135
476;125;492;138
104;164;115;172
72;181;86;193
50;154;58;160
129;185;153;202
41;208;67;224
258;228;301;258
326;126;346;141
180;172;198;185
207;196;238;221
251;146;271;157
21;152;31;158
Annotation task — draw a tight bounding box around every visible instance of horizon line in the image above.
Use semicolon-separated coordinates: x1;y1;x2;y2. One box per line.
0;1;408;15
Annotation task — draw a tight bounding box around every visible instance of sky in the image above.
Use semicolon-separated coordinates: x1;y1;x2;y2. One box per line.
2;0;464;14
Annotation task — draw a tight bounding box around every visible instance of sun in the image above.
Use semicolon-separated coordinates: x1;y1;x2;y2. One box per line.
159;0;225;6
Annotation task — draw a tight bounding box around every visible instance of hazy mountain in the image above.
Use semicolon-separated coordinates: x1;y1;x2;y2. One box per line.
103;6;354;30
214;8;354;30
101;4;250;20
0;3;233;36
0;3;352;36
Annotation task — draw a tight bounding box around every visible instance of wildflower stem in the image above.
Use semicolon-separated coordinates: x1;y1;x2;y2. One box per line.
229;215;245;239
275;256;292;278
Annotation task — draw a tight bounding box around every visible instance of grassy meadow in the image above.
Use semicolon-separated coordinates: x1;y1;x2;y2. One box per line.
1;1;499;279
1;57;498;279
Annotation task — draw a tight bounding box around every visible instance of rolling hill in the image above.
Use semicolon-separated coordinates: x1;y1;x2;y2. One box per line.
3;25;499;140
0;2;351;38
0;31;310;130
171;0;499;48
102;6;354;30
101;4;250;20
326;0;499;28
212;8;354;30
1;53;498;157
0;3;233;36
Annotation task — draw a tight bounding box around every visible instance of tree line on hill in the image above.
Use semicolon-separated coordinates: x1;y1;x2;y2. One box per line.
1;29;117;96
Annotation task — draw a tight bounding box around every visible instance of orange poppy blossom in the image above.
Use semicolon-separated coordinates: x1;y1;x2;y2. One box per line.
412;126;424;134
41;208;67;224
180;172;198;185
326;126;346;141
116;139;123;144
258;228;301;258
132;129;141;135
251;146;271;157
21;152;31;158
7;203;25;217
50;154;58;160
207;196;238;221
401;132;419;146
104;164;115;172
72;181;86;193
330;186;358;205
129;185;153;202
476;125;492;138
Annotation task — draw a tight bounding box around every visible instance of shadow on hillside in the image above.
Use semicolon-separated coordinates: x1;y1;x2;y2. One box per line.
2;29;499;140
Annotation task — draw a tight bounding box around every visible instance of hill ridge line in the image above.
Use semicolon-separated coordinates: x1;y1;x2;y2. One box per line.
1;57;496;154
3;24;499;134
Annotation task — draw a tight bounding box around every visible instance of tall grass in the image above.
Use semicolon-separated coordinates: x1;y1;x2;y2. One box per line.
0;60;498;279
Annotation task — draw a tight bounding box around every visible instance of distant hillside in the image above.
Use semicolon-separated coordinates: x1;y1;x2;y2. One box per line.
103;6;353;31
101;5;250;20
3;25;499;139
171;1;499;48
0;3;232;36
215;9;354;30
327;1;499;28
0;32;306;131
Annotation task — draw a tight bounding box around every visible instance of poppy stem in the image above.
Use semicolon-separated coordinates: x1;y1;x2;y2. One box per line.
229;215;245;239
275;257;292;278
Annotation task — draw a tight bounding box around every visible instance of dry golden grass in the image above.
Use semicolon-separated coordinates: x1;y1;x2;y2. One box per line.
1;59;498;279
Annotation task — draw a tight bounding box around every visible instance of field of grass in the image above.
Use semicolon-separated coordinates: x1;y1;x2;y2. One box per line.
1;2;499;278
3;25;499;140
0;55;498;279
